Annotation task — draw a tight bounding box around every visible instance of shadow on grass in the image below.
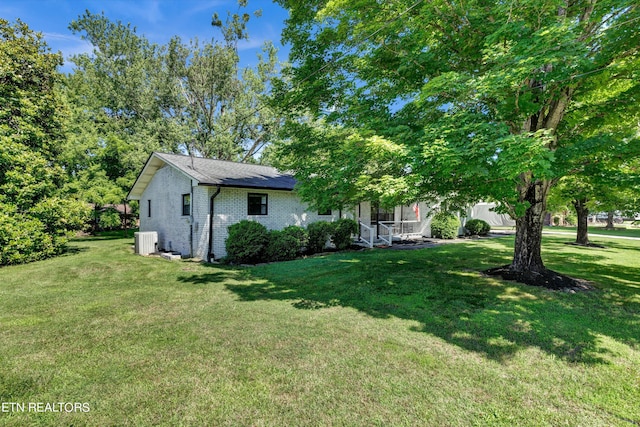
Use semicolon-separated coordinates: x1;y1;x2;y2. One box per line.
72;230;138;241
223;238;639;364
177;269;243;285
73;235;132;242
61;246;89;257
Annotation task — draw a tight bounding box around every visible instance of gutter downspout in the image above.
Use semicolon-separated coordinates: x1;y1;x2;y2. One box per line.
208;186;222;262
189;180;194;258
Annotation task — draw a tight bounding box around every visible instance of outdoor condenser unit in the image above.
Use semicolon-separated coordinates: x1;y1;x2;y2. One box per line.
134;231;158;255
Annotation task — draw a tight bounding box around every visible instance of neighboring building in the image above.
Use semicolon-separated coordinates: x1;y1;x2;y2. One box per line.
88;203;136;230
127;152;345;260
465;202;516;227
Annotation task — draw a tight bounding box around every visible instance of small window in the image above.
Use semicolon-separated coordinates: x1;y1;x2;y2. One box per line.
248;193;268;215
148;200;151;217
182;194;191;216
318;209;332;216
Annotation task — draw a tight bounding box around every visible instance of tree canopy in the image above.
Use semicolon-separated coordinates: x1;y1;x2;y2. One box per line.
1;19;89;265
63;7;282;206
274;0;640;287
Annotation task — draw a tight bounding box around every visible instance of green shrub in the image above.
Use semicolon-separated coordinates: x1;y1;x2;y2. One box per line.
565;213;577;226
281;225;309;255
99;209;122;230
307;221;333;254
0;198;89;266
464;219;491;236
331;218;358;250
430;212;460;239
29;198;90;236
225;220;269;264
265;230;300;262
0;209;56;265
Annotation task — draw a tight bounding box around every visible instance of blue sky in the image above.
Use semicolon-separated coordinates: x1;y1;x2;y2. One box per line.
1;0;290;72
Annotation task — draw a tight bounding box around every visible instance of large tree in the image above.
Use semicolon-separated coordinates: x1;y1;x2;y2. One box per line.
0;19;88;265
66;11;182;195
275;0;640;288
165;10;281;161
67;6;281;173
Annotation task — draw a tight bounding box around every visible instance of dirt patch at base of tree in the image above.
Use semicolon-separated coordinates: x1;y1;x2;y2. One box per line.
564;242;606;249
484;265;595;292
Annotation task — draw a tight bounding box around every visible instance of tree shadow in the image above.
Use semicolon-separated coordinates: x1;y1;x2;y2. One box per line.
223;239;639;364
177;269;244;285
72;230;137;241
60;246;89;257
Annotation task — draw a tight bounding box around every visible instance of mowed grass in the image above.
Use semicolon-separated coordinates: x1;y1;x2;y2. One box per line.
542;224;640;239
0;234;638;426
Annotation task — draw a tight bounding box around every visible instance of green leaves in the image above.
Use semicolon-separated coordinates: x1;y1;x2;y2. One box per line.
277;0;640;219
1;19;88;265
273;119;411;211
68;8;281;166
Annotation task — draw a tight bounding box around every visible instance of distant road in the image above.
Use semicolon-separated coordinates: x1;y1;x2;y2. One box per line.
541;231;640;241
490;229;640;241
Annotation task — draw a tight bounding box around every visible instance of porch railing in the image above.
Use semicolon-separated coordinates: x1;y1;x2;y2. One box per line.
379;220;421;237
358;222;375;248
378;222;393;246
359;220;423;248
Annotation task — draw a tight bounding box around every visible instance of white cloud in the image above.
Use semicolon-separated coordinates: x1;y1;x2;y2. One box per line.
42;32;93;72
106;0;164;25
42;32;93;56
238;37;269;51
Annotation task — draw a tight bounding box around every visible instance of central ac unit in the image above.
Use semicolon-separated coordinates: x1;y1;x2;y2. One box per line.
134;231;158;255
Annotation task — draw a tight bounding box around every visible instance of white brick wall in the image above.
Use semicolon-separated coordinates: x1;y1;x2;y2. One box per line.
191;186;211;260
139;164;194;256
139;167;358;260
206;187;348;260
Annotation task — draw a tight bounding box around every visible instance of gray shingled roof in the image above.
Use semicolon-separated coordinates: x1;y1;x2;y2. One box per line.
128;152;296;200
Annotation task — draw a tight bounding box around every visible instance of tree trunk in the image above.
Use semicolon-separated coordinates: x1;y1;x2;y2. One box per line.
572;198;589;245
605;211;615;230
509;180;549;274
93;204;100;234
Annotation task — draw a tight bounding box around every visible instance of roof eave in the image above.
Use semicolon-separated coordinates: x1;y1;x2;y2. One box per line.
127;152;201;200
197;183;296;192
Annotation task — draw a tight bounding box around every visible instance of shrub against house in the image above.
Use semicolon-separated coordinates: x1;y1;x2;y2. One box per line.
224;219;359;264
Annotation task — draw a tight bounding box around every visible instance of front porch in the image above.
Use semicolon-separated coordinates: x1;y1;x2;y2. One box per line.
354;200;435;248
357;220;427;248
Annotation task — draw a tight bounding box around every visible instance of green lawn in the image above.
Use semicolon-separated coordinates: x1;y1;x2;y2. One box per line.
0;234;638;426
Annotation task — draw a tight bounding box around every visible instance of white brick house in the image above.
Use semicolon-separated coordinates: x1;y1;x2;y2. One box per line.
128;152;492;260
127;152;344;260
